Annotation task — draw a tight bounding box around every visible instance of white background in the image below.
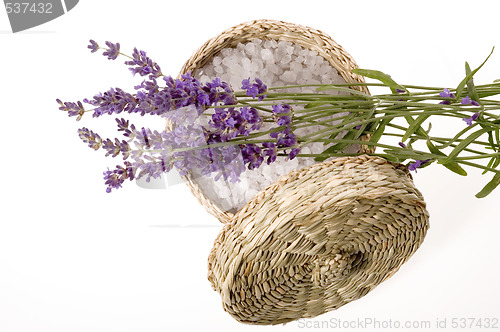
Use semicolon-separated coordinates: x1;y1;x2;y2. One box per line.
1;1;499;331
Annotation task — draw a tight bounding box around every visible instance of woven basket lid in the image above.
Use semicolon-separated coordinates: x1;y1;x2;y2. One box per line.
208;155;429;325
176;19;371;223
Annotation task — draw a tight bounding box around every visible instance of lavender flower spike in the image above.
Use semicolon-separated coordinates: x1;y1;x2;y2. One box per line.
88;40;99;53
57;99;86;120
439;88;455;105
408;159;431;172
103;162;135;193
439;88;455;99
125;47;162;78
463;112;479;126
461;95;480;106
78;127;102;150
102;41;120;60
242;78;267;101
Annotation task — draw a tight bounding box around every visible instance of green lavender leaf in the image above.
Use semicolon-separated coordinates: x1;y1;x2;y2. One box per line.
352;68;405;93
465;62;481;102
315;130;359;162
402;114;431;142
475;172;500;198
440;127;489;164
484;157;500;175
455;47;494;99
369;118;388;144
436;124;476;149
426;140;467;176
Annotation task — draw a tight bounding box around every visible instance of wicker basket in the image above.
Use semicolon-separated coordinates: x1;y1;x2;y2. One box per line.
178;19;371;223
207;155;429;324
174;19;430;324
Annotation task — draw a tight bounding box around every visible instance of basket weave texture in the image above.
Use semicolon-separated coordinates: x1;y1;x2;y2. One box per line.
177;19;371;223
207;155;429;324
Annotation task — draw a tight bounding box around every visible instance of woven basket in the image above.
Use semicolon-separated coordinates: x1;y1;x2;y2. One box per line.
207;155;429;324
177;19;371;223
174;19;430;324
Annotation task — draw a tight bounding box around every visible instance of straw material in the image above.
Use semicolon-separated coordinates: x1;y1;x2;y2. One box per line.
207;155;429;325
176;19;371;223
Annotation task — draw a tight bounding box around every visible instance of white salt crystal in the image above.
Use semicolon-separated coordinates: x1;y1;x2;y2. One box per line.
218;185;230;199
280;70;297;83
236;42;245;52
266;64;279;75
308;50;319;57
301;70;313;81
306;78;320;85
214;65;223;74
221;48;232;57
280;54;292;65
264;39;278;49
245;42;257;56
318;63;330;76
261;48;274;64
241;57;251;69
212;56;222;66
290;62;303;73
230;63;244;77
252;58;264;72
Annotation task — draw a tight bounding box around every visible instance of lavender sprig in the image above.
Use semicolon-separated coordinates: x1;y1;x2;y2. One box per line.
102;41;120;60
125;48;162;78
61;41;500;197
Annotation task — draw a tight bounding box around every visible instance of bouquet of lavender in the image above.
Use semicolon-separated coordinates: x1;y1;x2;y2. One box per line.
59;41;500;198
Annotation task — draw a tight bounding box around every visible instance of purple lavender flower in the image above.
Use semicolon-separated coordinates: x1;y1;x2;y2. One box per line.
103;162;135;193
408;159;431;172
102;138;131;160
164;105;201;126
57;99;86;120
241;144;264;170
209;106;262;141
398;142;407;148
78;128;102;150
240;106;260;124
439;88;455;98
262;142;277;165
396;89;406;93
271;102;291;115
102;41;120;60
116;118;137;140
205;145;246;183
125;47;162;78
272;103;292;128
277;132;298;148
461;95;480;106
88;40;99;53
84;88;138;117
439;88;456;105
133;150;172;183
288;148;300;160
463;112;479;126
242;78;267;101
